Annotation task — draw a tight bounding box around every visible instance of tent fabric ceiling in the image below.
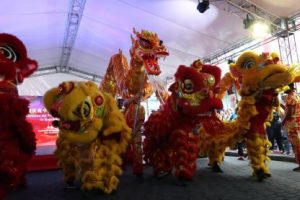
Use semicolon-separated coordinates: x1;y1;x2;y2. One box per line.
0;0;300;95
18;73;89;96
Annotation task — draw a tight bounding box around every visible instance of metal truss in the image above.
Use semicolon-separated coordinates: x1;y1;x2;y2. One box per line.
210;0;282;31
58;0;86;72
31;66;58;77
34;66;103;82
203;1;300;65
68;67;103;82
277;19;299;65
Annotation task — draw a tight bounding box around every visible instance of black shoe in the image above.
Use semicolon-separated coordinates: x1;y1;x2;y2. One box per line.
212;162;223;173
256;169;266;182
65;181;76;189
292;167;300;172
156;171;170;179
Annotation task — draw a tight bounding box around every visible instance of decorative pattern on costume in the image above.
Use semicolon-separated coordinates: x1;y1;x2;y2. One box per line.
0;33;38;199
99;28;169;175
44;81;131;194
143;63;223;182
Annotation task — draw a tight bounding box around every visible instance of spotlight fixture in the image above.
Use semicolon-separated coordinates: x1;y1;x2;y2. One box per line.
243;14;254;29
250;20;271;39
197;0;210;13
243;14;271;39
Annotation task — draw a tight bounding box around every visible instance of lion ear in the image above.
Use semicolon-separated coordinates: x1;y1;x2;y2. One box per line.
43;87;60;112
103;93;119;115
102;93;128;136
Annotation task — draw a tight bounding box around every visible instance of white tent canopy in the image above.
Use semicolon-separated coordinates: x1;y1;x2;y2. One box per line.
1;0;300;95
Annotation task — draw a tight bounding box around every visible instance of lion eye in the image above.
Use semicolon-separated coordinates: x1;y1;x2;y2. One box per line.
0;45;18;62
205;75;215;87
73;99;91;119
82;101;91;118
182;79;194;93
241;58;256;69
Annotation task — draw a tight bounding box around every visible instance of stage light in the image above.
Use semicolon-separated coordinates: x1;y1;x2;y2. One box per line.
243;14;254;29
243;14;271;39
197;0;210;13
250;20;271;39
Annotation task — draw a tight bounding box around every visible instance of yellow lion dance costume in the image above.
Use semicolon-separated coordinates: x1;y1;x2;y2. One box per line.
44;81;131;194
200;51;299;181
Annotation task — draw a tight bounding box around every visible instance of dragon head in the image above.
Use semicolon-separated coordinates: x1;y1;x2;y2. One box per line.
130;28;169;75
169;63;223;116
230;51;294;95
0;33;38;84
44;81;131;145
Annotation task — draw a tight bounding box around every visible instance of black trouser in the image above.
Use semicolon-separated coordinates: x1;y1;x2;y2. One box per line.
267;122;284;151
237;142;244;156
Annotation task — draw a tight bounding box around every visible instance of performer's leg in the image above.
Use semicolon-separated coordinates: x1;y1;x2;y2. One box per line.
132;129;144;176
55;139;78;188
287;129;300;171
124;104;145;177
245;133;271;181
172;130;199;186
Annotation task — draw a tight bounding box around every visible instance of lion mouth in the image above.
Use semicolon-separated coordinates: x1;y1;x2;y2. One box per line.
53;120;81;132
261;70;289;89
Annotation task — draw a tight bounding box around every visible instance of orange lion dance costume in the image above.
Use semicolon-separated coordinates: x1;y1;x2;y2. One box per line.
143;62;223;186
100;28;169;178
0;33;38;198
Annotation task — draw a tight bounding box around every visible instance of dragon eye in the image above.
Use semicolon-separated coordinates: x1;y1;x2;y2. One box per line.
0;45;18;62
159;40;163;45
140;38;151;49
182;79;194;93
241;58;256;69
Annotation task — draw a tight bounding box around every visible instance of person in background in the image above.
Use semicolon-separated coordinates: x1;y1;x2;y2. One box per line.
230;107;246;160
282;83;300;171
267;109;284;153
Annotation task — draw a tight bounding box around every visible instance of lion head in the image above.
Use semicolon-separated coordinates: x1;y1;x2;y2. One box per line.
44;81;131;145
229;51;294;95
168;64;223;116
0;33;37;84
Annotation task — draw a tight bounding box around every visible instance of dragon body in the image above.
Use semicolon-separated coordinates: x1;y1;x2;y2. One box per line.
100;29;169;175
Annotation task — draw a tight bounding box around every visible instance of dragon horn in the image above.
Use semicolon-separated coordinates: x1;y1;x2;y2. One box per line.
132;27;141;38
130;35;135;44
118;49;123;55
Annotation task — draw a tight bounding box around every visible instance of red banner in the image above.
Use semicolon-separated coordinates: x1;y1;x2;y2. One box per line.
23;96;58;155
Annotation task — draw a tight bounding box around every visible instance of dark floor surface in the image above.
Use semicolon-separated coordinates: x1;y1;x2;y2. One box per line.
6;156;300;200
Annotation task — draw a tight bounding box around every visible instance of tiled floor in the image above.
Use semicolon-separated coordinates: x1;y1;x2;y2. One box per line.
6;157;300;200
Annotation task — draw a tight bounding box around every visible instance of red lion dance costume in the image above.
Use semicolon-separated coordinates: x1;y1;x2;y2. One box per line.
143;62;223;186
0;33;38;198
